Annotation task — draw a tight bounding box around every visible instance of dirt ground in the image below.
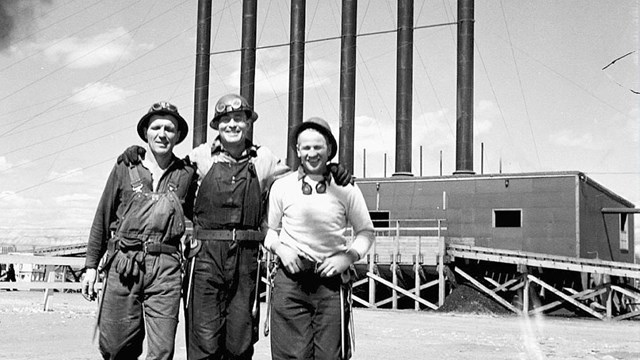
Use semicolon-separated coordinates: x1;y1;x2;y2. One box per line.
0;290;639;360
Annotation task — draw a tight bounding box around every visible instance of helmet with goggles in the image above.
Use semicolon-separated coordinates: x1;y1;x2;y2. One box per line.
210;94;259;130
137;101;188;144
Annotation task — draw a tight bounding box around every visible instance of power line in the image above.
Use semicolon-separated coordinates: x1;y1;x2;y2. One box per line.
499;0;541;169
205;21;458;56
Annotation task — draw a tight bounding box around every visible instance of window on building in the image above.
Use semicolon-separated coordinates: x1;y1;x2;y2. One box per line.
620;213;629;252
493;209;522;228
369;211;390;229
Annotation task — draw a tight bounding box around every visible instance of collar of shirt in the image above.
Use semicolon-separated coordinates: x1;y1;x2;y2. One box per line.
296;165;332;184
211;136;259;161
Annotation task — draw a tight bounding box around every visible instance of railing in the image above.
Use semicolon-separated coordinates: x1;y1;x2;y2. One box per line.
347;219;448;311
0;254;100;311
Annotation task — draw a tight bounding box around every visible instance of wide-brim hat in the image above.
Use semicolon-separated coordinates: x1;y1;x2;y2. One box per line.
290;117;338;161
137;101;188;144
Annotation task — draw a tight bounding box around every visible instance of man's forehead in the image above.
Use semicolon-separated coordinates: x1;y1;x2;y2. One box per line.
297;129;328;144
148;114;178;125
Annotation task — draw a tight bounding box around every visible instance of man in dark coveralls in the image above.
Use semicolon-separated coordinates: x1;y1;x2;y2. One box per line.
82;101;196;360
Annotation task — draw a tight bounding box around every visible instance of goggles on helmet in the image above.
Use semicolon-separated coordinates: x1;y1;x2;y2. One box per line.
215;97;243;114
150;101;178;113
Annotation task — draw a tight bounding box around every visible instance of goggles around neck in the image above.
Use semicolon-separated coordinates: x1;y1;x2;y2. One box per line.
301;176;327;195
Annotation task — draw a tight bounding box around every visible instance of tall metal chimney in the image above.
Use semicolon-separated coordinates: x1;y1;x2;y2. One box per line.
287;0;306;169
193;0;212;147
394;0;413;176
454;0;475;175
240;0;258;142
339;0;357;173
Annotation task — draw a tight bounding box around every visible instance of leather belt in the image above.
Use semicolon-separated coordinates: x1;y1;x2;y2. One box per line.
145;242;179;254
107;238;178;255
194;228;264;242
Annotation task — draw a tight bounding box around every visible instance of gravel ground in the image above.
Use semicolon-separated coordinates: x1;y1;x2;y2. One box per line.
0;290;639;359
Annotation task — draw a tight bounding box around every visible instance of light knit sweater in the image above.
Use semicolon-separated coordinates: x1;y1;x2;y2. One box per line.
266;171;374;261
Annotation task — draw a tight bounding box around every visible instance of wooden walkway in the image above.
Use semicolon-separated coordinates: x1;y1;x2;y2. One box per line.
446;244;640;320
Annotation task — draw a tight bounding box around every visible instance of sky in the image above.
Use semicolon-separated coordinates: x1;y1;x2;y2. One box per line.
0;0;638;248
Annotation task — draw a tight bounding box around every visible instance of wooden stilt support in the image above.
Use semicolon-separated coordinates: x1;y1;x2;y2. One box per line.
437;227;445;307
368;240;377;308
43;267;55;311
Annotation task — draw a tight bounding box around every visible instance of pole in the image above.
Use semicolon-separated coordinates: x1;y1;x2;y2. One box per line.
193;0;213;148
363;148;367;178
454;0;475;174
287;0;306;169
481;142;484;174
339;0;357;173
419;145;423;176
384;153;387;178
240;0;258;142
394;0;413;175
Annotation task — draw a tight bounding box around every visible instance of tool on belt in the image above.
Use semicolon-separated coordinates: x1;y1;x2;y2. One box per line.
263;251;277;336
251;245;263;319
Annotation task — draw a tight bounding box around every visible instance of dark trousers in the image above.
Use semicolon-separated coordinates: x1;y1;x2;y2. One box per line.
184;240;259;360
99;252;182;360
270;268;351;360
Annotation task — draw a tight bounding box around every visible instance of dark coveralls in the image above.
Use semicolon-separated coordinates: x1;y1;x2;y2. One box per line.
85;159;195;360
184;156;264;360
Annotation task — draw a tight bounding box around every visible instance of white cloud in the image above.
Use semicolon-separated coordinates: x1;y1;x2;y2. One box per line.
0;191;43;209
249;49;335;94
54;193;95;206
0;156;12;172
41;27;135;69
549;130;595;149
475;100;498;136
69;81;135;107
46;168;86;184
413;109;456;150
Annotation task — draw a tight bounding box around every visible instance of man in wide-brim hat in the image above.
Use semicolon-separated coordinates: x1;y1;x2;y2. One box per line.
82;101;196;360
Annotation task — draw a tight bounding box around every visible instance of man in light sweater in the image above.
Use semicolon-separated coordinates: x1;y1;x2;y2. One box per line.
264;117;375;360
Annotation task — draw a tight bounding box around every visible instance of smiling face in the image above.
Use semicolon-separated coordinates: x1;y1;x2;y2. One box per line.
218;111;250;149
296;128;331;175
145;114;180;158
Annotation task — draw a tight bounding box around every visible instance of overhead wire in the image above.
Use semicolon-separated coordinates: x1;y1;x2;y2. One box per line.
0;0;193;137
252;0;288;127
498;0;541;169
0;0;143;74
42;0;165;182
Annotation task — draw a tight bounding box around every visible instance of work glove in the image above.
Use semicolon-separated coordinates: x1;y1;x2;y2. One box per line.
115;251;144;279
328;163;354;186
117;145;146;166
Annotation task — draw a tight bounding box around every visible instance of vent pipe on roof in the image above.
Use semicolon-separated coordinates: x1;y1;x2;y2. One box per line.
394;0;414;177
240;0;258;142
454;0;475;175
287;0;306;169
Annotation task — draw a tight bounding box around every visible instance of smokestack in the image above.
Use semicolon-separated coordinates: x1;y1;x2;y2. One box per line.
394;0;413;176
287;0;306;169
193;0;212;147
240;0;258;142
454;0;475;175
339;0;357;173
